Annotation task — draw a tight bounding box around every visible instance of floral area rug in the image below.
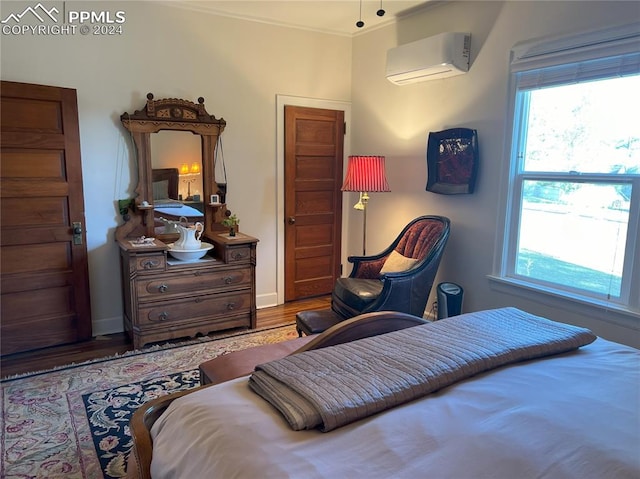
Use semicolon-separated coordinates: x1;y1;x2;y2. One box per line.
1;324;299;479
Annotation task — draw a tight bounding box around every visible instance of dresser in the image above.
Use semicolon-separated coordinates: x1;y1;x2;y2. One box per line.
119;233;258;349
116;94;259;349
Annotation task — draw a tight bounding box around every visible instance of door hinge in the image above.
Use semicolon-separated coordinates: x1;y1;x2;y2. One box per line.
344;122;347;135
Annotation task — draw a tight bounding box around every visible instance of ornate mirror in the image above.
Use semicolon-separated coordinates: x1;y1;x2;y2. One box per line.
116;93;229;242
152;130;203;203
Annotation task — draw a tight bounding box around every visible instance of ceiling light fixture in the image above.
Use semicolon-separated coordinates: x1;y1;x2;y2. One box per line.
356;0;364;28
377;0;385;17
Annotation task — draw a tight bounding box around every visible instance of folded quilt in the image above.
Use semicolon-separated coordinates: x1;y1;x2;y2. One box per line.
248;307;596;432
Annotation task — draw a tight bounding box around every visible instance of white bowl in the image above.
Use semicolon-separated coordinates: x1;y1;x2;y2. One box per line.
167;242;214;261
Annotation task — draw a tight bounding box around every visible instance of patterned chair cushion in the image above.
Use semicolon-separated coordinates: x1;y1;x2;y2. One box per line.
379;250;419;275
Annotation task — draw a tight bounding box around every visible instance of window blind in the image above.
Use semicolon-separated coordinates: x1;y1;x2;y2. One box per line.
511;22;640;89
516;52;640;89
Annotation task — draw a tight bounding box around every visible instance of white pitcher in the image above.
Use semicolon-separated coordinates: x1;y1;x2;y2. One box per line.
174;218;203;250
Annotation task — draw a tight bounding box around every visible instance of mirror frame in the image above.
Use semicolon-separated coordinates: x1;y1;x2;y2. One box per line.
116;93;227;242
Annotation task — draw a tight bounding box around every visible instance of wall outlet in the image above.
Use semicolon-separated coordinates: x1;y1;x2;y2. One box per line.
424;300;438;321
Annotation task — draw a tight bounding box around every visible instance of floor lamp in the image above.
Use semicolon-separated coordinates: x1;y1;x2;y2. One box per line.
341;155;390;255
180;162;201;200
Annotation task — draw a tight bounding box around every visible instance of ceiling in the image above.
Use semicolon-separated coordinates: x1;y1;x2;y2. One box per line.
164;0;435;36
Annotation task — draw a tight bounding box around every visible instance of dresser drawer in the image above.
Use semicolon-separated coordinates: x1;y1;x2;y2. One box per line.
222;245;252;263
136;267;251;299
138;291;251;326
133;254;166;272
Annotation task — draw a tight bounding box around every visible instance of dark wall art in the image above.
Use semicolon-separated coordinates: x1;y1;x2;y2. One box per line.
426;128;479;195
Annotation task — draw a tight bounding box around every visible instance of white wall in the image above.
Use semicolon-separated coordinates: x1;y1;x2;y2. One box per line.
0;1;352;335
349;1;640;347
2;1;638;347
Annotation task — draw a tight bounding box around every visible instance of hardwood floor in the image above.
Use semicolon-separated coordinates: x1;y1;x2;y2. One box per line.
0;296;331;379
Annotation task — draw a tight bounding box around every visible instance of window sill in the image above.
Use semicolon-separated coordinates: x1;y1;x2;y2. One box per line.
487;275;639;330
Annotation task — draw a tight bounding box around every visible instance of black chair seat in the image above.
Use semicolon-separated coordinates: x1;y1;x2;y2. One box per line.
296;309;343;337
333;278;383;311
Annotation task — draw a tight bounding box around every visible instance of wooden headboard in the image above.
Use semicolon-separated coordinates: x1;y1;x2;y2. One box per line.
152;168;179;200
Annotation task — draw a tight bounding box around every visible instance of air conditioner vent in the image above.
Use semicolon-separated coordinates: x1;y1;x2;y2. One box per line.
386;32;471;85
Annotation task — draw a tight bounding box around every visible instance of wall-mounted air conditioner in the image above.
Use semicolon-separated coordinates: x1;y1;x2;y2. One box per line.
386;32;471;85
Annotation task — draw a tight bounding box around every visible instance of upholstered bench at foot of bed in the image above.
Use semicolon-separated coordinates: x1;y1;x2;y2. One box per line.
296;309;344;337
199;335;316;386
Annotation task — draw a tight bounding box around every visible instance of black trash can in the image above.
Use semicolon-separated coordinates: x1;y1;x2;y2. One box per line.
436;282;464;319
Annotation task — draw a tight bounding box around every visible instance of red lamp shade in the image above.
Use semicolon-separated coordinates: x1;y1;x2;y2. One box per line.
341;156;390;192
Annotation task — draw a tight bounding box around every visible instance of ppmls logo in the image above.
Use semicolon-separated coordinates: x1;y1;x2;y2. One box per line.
2;2;58;23
1;2;126;36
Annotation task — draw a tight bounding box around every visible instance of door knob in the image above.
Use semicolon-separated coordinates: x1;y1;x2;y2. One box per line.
288;216;296;225
72;222;83;245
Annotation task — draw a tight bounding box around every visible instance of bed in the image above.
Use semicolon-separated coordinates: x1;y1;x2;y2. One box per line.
126;308;640;479
151;168;203;225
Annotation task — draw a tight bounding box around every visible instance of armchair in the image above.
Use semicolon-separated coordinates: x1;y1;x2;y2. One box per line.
331;215;450;319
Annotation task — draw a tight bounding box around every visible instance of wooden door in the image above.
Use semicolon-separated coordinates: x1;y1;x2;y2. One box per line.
284;106;344;301
1;81;92;355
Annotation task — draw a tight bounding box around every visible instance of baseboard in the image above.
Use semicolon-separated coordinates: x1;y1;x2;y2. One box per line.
92;315;124;336
257;292;278;309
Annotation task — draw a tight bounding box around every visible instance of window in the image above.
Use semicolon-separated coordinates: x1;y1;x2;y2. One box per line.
500;26;640;313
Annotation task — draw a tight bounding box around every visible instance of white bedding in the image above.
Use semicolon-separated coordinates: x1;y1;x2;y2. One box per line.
150;337;640;479
155;204;203;218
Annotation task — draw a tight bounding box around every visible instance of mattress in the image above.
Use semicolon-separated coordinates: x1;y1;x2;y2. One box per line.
150;334;639;478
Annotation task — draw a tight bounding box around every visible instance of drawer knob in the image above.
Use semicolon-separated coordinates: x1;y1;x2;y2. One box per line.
226;302;236;311
142;259;160;269
158;284;169;293
158;312;169;321
231;252;246;260
224;276;233;284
